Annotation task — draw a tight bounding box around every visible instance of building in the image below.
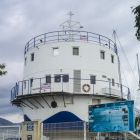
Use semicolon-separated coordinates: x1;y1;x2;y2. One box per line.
11;13;131;140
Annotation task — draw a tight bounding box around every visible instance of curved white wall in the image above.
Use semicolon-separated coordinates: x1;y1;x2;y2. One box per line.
24;42;118;79
23;41;120;96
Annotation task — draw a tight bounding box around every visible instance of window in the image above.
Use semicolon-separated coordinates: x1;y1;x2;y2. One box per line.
27;135;32;140
25;57;27;66
30;79;33;87
63;75;69;82
46;75;51;83
111;55;114;63
100;51;105;59
53;47;59;56
54;75;61;82
31;53;34;61
73;47;79;55
102;75;107;78
90;75;96;84
112;79;115;86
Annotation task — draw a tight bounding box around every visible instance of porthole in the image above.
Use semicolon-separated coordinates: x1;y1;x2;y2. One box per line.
51;101;57;108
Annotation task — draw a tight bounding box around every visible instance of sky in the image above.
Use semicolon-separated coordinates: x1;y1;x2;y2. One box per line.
0;0;140;123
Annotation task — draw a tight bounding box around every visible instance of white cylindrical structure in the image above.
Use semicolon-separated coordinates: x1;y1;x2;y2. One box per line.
11;30;130;140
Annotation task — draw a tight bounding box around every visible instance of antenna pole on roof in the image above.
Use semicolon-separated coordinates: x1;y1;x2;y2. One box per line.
59;11;83;31
136;53;140;90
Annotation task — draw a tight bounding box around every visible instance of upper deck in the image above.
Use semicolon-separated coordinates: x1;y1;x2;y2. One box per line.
24;30;117;55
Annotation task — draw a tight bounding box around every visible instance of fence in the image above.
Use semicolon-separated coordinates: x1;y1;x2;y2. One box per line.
43;121;138;140
11;77;130;101
24;30;117;55
0;125;20;140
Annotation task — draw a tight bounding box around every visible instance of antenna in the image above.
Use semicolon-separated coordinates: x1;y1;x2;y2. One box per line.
136;53;140;90
112;30;118;54
59;11;83;31
68;11;74;22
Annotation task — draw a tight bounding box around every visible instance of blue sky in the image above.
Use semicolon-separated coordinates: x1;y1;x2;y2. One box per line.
0;0;139;123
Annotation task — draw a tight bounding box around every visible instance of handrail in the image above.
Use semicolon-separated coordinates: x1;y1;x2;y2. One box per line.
11;77;130;102
24;30;117;55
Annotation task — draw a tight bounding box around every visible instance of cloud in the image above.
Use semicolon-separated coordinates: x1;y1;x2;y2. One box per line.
0;0;140;122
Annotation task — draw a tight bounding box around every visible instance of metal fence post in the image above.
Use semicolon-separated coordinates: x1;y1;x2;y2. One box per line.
109;39;110;49
127;88;131;100
97;132;100;140
108;79;111;96
40;78;41;93
44;33;46;44
34;37;35;47
87;32;88;42
99;35;101;45
84;121;86;140
22;81;23;95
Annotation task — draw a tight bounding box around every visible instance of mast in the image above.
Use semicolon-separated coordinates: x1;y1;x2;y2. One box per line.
113;30;123;98
136;53;140;90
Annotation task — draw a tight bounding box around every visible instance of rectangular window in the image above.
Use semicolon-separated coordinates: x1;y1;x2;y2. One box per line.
90;75;96;84
54;75;61;82
63;75;69;82
31;53;34;61
111;55;114;63
100;51;105;59
102;75;107;78
46;75;51;83
73;47;79;55
53;47;59;56
30;79;33;87
27;135;32;140
112;78;115;86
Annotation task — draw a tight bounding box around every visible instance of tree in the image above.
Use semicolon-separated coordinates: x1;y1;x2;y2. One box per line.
135;116;140;128
0;64;7;76
132;5;140;41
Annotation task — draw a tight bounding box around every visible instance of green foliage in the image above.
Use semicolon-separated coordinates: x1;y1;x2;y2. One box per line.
132;5;140;41
0;64;7;76
135;116;140;128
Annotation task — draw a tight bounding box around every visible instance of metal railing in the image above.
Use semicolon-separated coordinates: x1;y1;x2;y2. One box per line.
11;77;130;101
43;121;139;140
24;30;117;54
0;125;20;140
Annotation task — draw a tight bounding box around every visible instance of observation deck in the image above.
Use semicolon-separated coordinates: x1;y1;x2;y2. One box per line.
11;77;130;105
24;30;117;55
